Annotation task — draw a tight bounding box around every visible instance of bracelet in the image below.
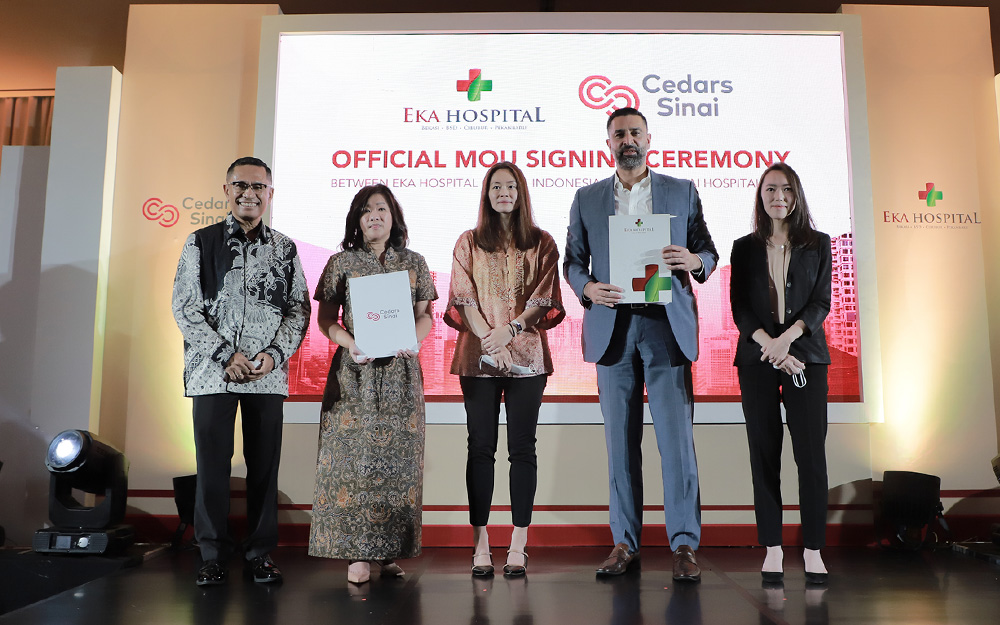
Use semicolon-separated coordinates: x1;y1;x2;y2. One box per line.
509;320;523;335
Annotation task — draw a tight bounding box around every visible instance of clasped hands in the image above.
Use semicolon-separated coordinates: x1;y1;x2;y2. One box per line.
225;351;274;383
584;244;702;308
481;324;515;372
759;335;805;376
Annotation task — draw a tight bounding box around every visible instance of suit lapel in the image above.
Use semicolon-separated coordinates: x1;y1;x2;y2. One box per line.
603;175;616;217
650;172;669;215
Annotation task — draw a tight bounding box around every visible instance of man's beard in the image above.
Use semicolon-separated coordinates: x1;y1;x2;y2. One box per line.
615;145;646;170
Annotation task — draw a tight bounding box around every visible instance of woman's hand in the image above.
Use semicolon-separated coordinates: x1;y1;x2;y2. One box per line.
777;354;805;376
493;346;513;372
759;333;792;366
350;343;373;365
481;324;514;355
395;344;420;359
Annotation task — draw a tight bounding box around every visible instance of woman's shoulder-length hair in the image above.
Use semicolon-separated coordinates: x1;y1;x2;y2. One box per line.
340;184;409;251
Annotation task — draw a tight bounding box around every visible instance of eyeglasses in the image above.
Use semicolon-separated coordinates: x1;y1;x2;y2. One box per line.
228;181;270;193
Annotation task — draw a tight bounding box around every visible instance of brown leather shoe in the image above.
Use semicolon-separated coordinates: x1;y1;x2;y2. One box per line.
672;545;701;582
596;542;639;576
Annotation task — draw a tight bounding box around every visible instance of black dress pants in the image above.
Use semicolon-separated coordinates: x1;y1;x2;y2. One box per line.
192;393;284;561
461;375;547;528
737;364;829;549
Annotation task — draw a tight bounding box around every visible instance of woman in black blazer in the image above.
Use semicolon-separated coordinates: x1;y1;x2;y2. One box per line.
730;163;832;585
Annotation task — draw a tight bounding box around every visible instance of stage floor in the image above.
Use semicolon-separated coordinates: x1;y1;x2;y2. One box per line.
2;545;999;624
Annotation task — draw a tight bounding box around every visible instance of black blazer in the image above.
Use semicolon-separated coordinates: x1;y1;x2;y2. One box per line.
730;232;832;366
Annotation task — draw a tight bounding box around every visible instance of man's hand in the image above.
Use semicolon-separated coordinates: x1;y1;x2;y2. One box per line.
244;352;275;381
584;281;624;308
225;352;254;383
661;245;703;272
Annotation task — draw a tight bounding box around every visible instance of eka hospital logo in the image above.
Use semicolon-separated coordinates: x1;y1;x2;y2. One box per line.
881;181;981;229
401;68;545;126
578;73;734;118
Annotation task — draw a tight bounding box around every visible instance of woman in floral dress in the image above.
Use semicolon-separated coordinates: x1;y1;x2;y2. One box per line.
308;184;437;585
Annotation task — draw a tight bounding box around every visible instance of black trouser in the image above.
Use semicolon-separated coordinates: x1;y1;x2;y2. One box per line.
737;364;829;549
192;393;284;561
461;375;548;528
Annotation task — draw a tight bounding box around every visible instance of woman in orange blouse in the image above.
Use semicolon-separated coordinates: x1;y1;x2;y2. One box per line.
445;161;565;578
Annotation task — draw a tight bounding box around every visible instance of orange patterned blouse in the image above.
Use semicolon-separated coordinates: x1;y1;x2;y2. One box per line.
444;229;565;377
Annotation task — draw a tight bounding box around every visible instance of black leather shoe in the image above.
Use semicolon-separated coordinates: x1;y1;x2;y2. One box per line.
247;554;283;583
502;550;528;577
596;543;639;576
761;570;784;583
805;571;829;585
472;552;495;577
196;560;227;586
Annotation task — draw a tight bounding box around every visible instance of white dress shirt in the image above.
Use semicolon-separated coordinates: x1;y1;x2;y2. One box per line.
612;169;705;278
613;171;653;215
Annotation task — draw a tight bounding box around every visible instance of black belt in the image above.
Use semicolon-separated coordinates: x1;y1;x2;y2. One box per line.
617;303;656;309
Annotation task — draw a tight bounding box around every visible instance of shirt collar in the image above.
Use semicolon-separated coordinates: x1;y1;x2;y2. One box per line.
225;213;271;243
614;171;652;193
361;243;397;263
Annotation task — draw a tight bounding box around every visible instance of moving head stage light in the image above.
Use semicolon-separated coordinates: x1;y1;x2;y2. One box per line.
33;430;134;555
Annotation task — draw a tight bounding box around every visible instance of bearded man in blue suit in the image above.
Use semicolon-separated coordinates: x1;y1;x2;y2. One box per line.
564;107;718;581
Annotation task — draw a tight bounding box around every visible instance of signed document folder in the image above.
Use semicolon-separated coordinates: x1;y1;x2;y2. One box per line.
348;270;417;358
608;214;673;304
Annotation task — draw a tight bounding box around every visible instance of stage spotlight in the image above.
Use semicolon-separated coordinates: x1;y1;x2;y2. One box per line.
881;470;945;550
32;430;134;555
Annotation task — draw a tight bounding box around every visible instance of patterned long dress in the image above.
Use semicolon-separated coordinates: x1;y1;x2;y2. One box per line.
308;246;437;560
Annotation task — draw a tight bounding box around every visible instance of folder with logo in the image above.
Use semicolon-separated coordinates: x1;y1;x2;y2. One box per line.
348;270;417;358
608;214;673;304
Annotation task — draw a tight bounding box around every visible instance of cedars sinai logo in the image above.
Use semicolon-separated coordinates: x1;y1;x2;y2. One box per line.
366;309;401;322
143;193;229;227
579;76;640;115
142;197;179;227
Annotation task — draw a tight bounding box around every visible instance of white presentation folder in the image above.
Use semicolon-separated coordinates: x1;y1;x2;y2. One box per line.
348;270;417;358
608;214;673;304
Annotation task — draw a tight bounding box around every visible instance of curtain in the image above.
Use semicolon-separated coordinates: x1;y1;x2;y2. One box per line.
0;96;54;174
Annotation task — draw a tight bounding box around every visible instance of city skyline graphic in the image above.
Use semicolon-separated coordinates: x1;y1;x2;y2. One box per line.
286;233;860;401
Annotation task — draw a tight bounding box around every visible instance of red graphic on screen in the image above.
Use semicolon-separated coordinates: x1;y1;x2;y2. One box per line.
287;233;860;402
366;311;380;322
578;75;640;115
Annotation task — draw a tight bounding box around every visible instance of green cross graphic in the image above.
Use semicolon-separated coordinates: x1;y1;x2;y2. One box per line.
632;264;671;303
457;69;493;102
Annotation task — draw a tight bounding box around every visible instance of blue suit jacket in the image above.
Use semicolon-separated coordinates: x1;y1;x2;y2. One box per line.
563;172;719;363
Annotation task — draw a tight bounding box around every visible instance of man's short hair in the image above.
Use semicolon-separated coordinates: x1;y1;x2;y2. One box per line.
606;107;648;131
227;156;272;182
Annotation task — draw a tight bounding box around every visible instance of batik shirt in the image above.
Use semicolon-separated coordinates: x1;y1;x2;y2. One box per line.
172;213;310;396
